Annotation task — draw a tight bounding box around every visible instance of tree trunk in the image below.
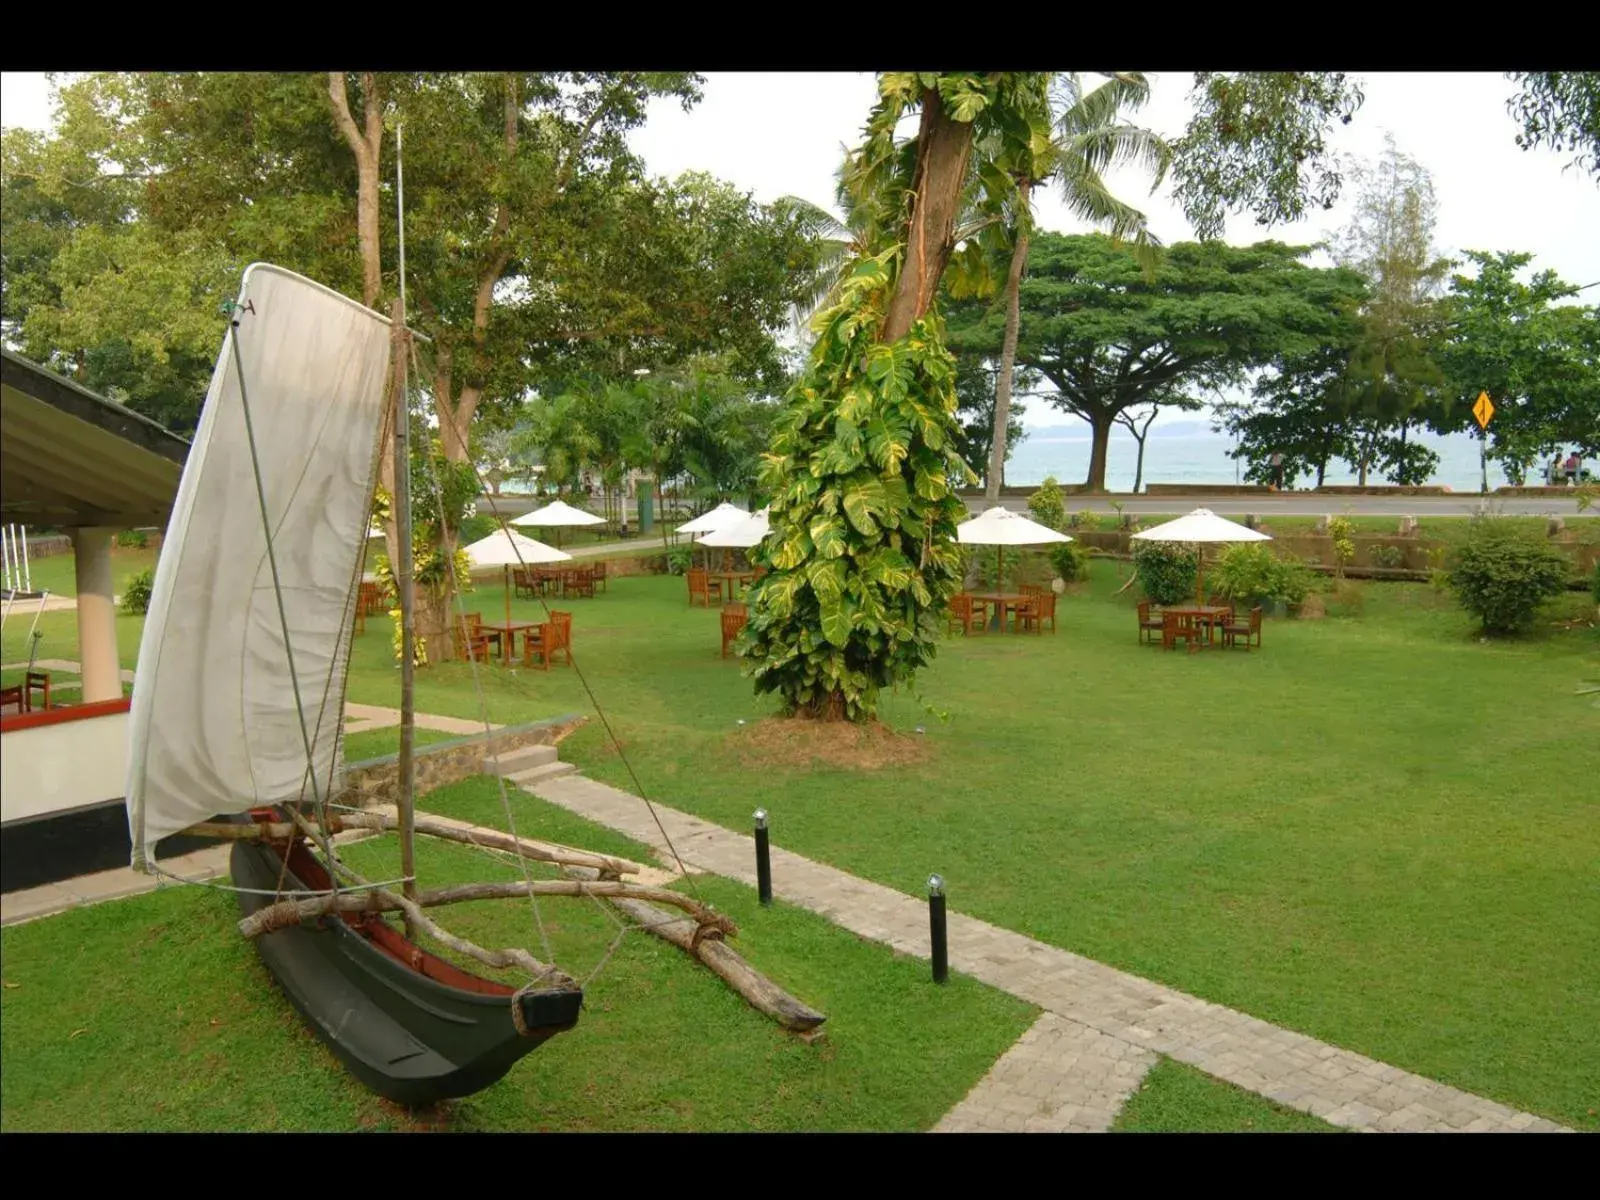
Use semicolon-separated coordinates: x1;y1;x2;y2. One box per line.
1084;412;1115;493
880;88;979;343
986;183;1031;502
1132;434;1147;494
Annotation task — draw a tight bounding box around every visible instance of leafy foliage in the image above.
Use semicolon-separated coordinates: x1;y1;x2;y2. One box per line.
1327;517;1357;579
1209;544;1313;605
1172;73;1365;240
1026;476;1066;531
740;250;972;721
1132;541;1198;606
1448;520;1572;635
1506;72;1600;177
120;568;155;615
1049;542;1090;583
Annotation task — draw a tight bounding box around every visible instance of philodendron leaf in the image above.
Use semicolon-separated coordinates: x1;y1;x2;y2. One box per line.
809;512;847;559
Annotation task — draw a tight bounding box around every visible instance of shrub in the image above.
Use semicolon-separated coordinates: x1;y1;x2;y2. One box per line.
1210;544;1315;606
1326;516;1356;579
1068;508;1101;531
456;513;500;544
121;568;156;615
116;528;149;549
666;545;694;576
1050;541;1090;582
1371;544;1406;570
1133;541;1197;605
1448;521;1571;635
1027;477;1066;532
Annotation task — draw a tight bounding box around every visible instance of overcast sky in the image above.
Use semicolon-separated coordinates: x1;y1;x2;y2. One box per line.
5;70;1596;429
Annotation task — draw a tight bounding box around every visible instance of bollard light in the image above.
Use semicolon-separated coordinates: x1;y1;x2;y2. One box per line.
928;873;948;985
754;808;772;906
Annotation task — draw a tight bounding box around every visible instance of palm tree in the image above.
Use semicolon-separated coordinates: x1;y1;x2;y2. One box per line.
981;73;1172;500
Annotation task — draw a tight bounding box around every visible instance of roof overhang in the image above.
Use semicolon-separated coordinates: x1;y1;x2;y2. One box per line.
1;349;190;529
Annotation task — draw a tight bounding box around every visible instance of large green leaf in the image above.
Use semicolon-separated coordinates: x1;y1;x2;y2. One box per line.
843;475;889;535
809;512;847;559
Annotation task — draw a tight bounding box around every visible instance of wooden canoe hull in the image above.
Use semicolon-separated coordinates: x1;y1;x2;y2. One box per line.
232;834;582;1108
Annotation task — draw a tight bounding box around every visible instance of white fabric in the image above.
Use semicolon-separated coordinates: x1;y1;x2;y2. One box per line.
1130;508;1273;543
676;501;750;536
463;529;571;567
697;507;771;548
509;499;603;528
126;265;394;864
956;505;1073;546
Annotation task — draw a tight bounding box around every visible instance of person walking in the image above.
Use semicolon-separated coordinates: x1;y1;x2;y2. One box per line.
1567;451;1584;485
1269;451;1285;491
1547;453;1563;486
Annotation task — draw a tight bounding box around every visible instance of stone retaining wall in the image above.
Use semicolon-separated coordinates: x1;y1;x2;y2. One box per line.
340;713;586;808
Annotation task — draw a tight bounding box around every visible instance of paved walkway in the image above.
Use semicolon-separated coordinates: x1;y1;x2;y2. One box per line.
342;702;499;737
525;773;1569;1134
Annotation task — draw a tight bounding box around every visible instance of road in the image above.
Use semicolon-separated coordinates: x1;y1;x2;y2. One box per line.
965;493;1595;519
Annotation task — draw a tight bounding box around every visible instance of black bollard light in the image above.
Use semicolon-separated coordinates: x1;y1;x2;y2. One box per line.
754;808;772;906
928;873;948;984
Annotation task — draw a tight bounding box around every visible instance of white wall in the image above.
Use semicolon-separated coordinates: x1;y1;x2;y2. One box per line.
1;710;128;825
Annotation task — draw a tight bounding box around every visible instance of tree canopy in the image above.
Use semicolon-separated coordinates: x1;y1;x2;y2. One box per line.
947;232;1366;491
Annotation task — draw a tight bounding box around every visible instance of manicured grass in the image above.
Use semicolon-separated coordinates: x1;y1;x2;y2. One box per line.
1112;1058;1338;1133
316;570;1597;1129
339;725;457;761
0;781;1035;1132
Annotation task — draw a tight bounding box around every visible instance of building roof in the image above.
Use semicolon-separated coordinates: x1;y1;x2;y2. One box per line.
1;348;190;529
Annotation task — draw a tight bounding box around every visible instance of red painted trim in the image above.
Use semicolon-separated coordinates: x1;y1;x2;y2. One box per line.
0;696;130;732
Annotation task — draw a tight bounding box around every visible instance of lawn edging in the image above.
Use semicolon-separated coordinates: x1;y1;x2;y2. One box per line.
342;713;587;808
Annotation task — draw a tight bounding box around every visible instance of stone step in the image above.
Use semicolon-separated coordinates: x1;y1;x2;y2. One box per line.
506;760;579;787
486;744;558;776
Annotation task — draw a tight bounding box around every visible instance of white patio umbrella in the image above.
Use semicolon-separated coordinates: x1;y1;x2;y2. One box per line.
509;498;604;547
956;506;1072;593
676;501;750;536
697;507;771;549
1130;508;1271;604
462;529;570;630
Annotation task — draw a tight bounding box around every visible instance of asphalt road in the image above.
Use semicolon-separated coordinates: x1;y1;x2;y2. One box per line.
968;493;1596;519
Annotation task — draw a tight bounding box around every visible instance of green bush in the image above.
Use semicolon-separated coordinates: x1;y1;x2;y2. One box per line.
116;528;149;549
1050;541;1090;582
1209;543;1314;606
1371;544;1406;569
1448;521;1571;635
455;513;500;544
1068;508;1101;531
1133;541;1197;605
121;567;156;615
666;545;694;576
1027;477;1066;532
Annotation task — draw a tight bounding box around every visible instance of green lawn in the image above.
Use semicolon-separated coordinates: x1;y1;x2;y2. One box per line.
6;545;1596;1131
326;569;1600;1129
1112;1058;1338;1133
0;781;1035;1132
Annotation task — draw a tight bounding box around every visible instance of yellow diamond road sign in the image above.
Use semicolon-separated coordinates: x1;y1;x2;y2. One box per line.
1473;391;1495;430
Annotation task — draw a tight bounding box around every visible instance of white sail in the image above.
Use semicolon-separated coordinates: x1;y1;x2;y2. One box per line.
127;264;393;865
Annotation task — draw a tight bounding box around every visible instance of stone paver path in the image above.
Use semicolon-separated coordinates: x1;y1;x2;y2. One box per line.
2;844;232;928
934;1013;1157;1132
526;773;1569;1134
342;702;499;738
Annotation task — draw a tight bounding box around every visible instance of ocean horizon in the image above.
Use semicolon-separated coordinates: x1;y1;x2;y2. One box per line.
1002;421;1554;493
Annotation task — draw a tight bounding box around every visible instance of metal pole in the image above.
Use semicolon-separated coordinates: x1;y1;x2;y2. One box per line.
1480;427;1488;495
928;874;948;984
21;524;30;593
754;809;772;906
2;525;14;592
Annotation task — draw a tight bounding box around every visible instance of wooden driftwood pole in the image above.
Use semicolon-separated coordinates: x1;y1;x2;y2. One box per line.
237;878;735;940
564;865;826;1034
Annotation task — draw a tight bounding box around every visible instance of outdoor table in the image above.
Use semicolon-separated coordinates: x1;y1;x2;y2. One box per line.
709;570;757;599
969;591;1029;632
1163;605;1232;651
481;620;540;663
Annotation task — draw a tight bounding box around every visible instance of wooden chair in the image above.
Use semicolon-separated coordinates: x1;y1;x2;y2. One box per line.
946;593;986;636
1137;600;1164;645
513;567;538;600
687;567;722;608
25;671;51;711
721;603;748;658
358;580;384;616
524;610;573;670
590;560;607;593
1161;610;1198;653
1222;606;1263;650
1019;583;1046;598
0;685;24;716
566;567;596;600
1015;590;1056;634
455;613;496;663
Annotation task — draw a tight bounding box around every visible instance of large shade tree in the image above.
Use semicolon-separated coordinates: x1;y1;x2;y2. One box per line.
947;232;1367;491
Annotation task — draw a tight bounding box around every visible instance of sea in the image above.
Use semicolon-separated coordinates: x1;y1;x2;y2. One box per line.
1004;420;1545;493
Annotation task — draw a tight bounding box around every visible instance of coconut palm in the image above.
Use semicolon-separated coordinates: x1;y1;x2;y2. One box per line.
979;72;1172;499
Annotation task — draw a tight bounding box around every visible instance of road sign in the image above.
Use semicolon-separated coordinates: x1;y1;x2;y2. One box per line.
1473;391;1495;430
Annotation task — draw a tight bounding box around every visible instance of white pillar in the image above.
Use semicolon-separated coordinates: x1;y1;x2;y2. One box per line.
72;526;121;703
